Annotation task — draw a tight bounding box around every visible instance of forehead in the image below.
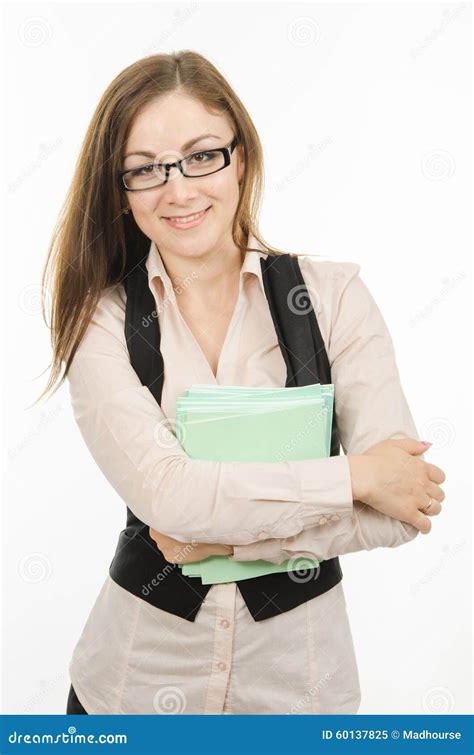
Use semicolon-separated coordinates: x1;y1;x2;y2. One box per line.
125;92;229;154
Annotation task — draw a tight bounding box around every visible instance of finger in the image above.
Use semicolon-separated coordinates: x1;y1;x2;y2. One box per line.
425;480;445;504
422;498;442;516
390;438;428;456
407;509;432;534
426;463;446;484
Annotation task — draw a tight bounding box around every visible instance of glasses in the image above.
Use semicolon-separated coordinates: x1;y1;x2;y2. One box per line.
119;136;239;191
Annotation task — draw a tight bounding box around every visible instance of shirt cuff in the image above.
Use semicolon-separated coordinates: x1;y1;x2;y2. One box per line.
229;538;286;565
298;454;354;527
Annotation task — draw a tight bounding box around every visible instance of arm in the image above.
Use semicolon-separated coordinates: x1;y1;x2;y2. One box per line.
228;501;418;564
67;284;354;545
230;260;420;563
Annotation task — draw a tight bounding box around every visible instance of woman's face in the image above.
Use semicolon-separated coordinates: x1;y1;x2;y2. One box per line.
122;92;245;262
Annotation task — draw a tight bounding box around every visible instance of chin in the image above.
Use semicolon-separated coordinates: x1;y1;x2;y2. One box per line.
166;241;215;259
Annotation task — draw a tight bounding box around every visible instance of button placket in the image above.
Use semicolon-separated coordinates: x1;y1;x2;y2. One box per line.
203;583;236;714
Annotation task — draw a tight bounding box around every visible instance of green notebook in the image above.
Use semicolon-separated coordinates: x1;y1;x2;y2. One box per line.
175;383;333;584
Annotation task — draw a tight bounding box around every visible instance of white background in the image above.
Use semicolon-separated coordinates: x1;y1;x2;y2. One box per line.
2;0;472;714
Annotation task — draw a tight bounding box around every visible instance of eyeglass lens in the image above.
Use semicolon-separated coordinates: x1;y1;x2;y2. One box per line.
124;150;226;190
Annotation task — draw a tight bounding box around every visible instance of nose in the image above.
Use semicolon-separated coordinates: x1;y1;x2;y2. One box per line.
162;166;199;204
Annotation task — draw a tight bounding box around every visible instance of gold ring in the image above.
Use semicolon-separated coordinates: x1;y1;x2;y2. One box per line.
421;497;433;514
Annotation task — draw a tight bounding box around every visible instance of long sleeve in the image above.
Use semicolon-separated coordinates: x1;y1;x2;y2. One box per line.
229;502;419;564
230;260;420;563
67;284;354;545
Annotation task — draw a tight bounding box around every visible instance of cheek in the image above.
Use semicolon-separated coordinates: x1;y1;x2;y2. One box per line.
129;193;158;217
210;173;240;207
207;166;238;193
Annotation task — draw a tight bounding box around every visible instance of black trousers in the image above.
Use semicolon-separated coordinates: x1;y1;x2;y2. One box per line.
66;684;88;714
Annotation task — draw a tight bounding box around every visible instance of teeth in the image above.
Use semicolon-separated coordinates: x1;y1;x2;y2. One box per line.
167;208;207;224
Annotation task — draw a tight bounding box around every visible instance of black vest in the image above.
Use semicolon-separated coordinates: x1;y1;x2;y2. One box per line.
108;253;343;622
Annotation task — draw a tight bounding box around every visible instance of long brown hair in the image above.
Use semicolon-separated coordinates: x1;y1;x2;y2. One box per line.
37;50;298;406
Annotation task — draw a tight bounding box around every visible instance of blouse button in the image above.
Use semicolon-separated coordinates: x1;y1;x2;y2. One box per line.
257;530;268;539
331;514;340;521
319;516;328;525
217;661;227;672
220;619;230;629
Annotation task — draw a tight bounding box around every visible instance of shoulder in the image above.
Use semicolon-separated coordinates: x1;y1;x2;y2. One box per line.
95;282;126;318
295;255;397;367
294;255;362;343
74;283;127;361
298;255;377;360
89;283;126;328
296;254;361;296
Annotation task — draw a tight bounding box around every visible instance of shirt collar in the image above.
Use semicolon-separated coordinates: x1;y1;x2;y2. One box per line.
146;231;267;301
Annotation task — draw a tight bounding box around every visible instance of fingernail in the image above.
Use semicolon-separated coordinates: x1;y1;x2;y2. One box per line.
421;441;432;447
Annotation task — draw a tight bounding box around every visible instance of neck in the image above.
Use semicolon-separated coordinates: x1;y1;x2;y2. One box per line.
159;239;246;306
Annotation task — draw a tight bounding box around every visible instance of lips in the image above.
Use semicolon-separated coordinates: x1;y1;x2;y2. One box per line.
164;205;211;219
162;205;212;231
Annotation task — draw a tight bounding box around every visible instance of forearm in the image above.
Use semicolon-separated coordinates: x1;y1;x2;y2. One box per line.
145;453;353;545
229;500;419;564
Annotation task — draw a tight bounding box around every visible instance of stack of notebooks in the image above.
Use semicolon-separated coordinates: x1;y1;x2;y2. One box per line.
176;383;334;585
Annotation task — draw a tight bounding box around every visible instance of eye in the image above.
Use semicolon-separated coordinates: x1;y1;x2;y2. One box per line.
131;163;156;176
188;150;214;164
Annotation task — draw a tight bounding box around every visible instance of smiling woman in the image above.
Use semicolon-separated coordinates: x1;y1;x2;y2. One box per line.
36;50;445;717
119;93;249;276
37;50;290;401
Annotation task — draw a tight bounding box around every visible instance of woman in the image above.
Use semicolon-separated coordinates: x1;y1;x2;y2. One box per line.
39;51;446;715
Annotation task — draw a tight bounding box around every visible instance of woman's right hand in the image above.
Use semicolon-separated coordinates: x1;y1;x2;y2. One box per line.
348;438;446;534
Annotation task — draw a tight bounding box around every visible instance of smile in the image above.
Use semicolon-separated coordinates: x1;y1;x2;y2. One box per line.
163;206;212;230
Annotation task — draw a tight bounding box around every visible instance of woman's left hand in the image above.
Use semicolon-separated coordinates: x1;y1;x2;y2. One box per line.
149;527;234;564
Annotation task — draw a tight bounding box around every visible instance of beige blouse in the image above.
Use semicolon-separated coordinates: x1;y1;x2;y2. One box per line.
66;232;421;715
67;233;420;560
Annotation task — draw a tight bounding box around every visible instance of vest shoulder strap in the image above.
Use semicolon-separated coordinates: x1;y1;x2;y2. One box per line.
260;253;331;387
123;262;164;404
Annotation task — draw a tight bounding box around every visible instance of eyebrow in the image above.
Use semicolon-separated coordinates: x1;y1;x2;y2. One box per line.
124;133;222;160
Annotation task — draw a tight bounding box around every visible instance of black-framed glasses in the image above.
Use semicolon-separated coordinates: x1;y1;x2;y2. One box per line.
119;136;239;191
